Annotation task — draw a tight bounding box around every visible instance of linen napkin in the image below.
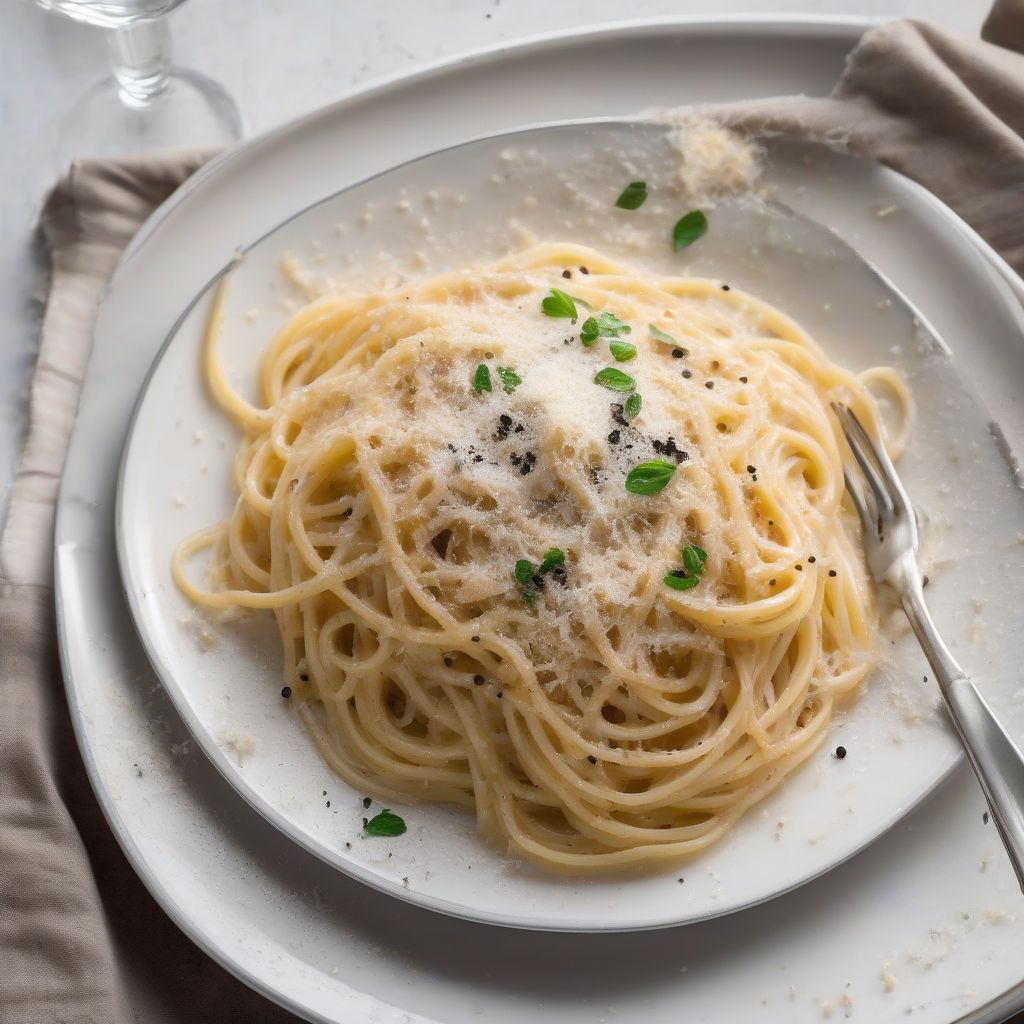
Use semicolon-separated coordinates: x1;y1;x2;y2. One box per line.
3;8;1024;1023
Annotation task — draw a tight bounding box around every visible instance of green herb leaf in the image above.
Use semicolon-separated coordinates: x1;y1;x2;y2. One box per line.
624;392;642;421
522;587;539;606
682;543;708;576
573;294;594;310
625;459;677;495
539;548;565;574
649;324;679;346
595;311;631;338
664;572;700;591
514;559;535;585
580;317;599;346
473;363;492;394
594;367;636;393
581;311;631;346
364;808;407;836
615;181;648;210
672;210;708;252
542;287;578;321
609;340;637;362
495;365;522;394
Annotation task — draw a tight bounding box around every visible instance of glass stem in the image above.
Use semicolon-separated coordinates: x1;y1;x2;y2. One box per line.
108;19;172;109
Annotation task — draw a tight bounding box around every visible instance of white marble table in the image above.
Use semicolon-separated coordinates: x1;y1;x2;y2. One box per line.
0;0;989;525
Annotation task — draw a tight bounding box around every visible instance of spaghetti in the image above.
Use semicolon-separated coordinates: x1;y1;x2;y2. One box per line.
174;242;908;871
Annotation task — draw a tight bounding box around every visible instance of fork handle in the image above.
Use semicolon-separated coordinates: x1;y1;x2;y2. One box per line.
902;586;1024;893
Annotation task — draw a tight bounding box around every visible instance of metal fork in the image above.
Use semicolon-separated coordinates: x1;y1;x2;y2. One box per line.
833;402;1024;892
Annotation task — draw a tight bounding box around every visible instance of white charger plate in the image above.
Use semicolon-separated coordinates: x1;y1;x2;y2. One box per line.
117;119;1024;931
57;17;1024;1023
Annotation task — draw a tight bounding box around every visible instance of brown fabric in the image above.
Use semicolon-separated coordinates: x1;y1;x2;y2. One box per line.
0;156;295;1024
714;19;1024;277
3;12;1024;1024
985;0;1024;52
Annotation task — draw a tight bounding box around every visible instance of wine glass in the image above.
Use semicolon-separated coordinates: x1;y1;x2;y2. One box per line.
36;0;243;166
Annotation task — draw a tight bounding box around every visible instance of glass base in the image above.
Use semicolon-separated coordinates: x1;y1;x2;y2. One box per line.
53;66;243;169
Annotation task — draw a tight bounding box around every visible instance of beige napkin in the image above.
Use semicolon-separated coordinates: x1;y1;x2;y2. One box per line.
3;10;1024;1023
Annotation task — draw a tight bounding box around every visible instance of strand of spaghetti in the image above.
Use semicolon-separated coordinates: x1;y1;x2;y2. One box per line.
202;277;272;432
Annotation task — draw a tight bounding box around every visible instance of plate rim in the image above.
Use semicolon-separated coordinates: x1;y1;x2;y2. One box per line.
119;13;884;270
53;13;1024;1023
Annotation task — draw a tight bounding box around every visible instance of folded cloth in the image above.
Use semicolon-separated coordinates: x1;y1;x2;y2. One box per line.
3;10;1024;1023
0;156;297;1024
717;15;1024;276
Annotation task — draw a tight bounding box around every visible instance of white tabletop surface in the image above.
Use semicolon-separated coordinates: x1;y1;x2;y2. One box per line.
0;0;991;527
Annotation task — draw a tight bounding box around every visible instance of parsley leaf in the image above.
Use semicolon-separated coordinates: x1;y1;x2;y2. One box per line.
581;311;632;347
542;287;578;321
495;365;522;394
539;548;565;574
615;181;648;210
364;808;407;836
682;543;708;576
624;392;642;421
673;210;708;252
664;572;700;591
473;363;492;394
609;340;637;362
580;317;599;346
664;543;707;592
625;460;677;495
514;559;535;585
649;324;679;347
594;367;636;393
595;311;631;337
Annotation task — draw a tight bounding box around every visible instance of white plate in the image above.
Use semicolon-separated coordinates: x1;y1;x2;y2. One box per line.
57;17;1024;1022
117;120;1024;932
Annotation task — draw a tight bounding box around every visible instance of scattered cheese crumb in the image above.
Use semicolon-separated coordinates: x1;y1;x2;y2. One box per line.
218;731;255;765
881;963;898;993
278;256;324;301
983;908;1015;925
666;118;763;203
197;630;218;651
